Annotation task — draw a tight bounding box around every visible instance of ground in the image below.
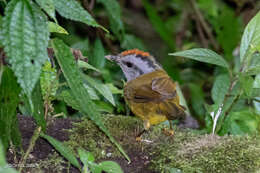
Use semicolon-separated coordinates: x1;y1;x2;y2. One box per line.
6;115;260;173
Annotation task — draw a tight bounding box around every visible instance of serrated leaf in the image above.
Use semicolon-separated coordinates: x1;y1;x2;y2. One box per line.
97;0;123;37
211;73;230;105
142;0;175;50
90;39;105;69
0;67;21;151
99;161;123;173
35;0;56;22
48;21;68;35
52;38;130;162
53;0;107;32
40;133;80;168
170;48;229;68
84;75;115;106
2;0;49;97
240;11;260;62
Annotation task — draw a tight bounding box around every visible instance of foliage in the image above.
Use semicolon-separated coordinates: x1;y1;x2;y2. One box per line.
0;0;260;171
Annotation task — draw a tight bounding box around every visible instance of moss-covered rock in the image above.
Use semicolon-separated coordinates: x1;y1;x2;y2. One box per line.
65;115;260;173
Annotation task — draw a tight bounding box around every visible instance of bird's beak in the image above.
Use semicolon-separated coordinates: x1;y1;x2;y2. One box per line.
105;55;118;62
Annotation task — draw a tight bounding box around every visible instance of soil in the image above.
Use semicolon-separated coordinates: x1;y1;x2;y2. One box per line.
6;115;157;173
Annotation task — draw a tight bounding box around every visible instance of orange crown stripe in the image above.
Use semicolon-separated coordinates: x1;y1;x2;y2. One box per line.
121;49;150;57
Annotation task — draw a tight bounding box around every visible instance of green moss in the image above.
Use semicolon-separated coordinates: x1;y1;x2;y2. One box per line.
54;115;260;172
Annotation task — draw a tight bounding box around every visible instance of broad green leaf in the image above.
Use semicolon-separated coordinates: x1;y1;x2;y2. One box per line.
142;0;175;50
94;100;114;113
211;73;230;105
239;75;254;97
78;148;95;164
53;0;107;32
170;48;229;68
48;21;68;35
99;161;123;173
52;38;130;162
35;0;56;22
0;15;3;47
84;75;115;106
0;67;21;151
221;110;260;135
97;0;123;37
90;39;106;69
121;34;146;50
2;0;49;97
40;133;80;168
78;60;101;73
240;11;260;62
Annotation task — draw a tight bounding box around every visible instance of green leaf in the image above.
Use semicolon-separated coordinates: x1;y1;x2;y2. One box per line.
52;38;130;162
106;83;123;95
170;48;229;68
78;148;95;164
142;0;175;50
84;75;115;106
35;0;56;22
78;60;101;73
90;39;106;69
253;74;260;114
211;73;230;105
40;133;80;168
245;52;260;75
240;11;260;62
30;81;47;131
99;161;123;173
48;21;68;35
2;0;49;97
221;110;260;135
121;34;146;51
189;83;205;120
0;67;21;151
53;0;107;32
239;75;254;97
97;0;123;37
40;61;58;101
212;6;241;60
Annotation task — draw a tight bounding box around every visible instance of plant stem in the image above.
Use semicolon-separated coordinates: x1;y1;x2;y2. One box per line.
18;126;42;172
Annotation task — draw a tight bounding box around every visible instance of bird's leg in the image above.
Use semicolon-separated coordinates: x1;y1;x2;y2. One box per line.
163;120;175;136
136;120;150;141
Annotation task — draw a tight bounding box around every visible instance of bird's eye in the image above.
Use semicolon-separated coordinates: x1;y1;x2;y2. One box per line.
125;62;133;67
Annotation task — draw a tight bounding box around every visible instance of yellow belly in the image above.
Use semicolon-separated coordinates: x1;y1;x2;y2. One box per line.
128;101;168;125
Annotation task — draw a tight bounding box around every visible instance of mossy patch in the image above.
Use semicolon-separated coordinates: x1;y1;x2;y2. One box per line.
65;115;260;172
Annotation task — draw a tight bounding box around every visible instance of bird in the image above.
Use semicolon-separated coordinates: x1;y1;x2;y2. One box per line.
105;49;186;139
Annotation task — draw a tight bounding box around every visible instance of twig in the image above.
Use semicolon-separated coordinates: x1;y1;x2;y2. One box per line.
18;126;42;172
190;0;219;50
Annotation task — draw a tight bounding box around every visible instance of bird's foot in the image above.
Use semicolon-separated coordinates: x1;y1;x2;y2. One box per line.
163;128;175;136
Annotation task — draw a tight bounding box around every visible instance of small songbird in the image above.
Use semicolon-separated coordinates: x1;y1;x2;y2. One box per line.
105;49;186;138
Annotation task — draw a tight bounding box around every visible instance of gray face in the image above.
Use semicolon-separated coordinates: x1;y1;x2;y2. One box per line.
117;54;161;81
